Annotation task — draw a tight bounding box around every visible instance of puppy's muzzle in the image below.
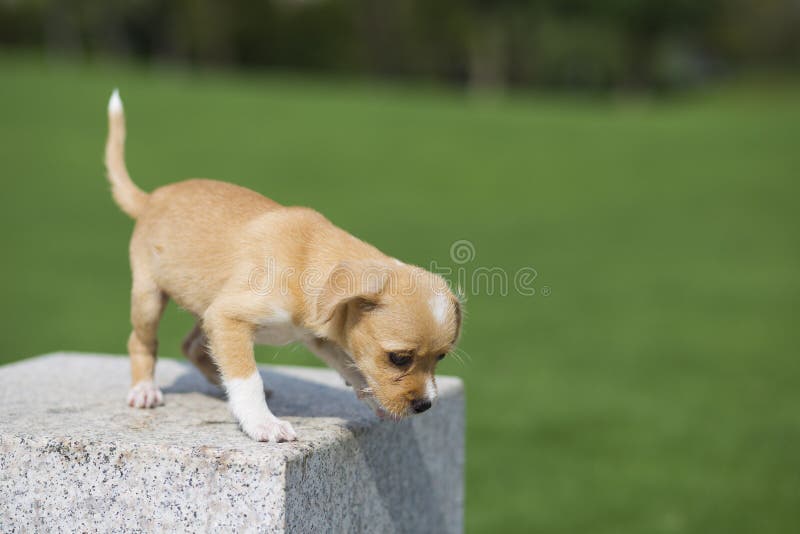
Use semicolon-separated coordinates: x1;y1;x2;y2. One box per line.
411;398;432;413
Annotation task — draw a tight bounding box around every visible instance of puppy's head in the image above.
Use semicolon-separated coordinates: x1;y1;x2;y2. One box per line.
314;260;462;418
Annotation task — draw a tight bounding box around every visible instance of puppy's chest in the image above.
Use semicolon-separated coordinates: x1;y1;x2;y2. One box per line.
253;312;306;346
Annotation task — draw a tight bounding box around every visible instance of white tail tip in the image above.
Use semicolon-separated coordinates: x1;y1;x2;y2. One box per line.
108;89;123;114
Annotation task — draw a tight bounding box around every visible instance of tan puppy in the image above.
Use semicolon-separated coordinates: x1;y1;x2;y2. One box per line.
104;91;462;442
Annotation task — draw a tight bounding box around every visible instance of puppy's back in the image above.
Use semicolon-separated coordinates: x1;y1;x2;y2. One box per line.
131;179;282;313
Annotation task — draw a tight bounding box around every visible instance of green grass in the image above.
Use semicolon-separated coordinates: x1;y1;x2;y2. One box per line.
1;52;799;533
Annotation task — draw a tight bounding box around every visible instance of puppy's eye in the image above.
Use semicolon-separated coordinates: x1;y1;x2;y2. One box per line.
388;352;412;367
437;353;446;361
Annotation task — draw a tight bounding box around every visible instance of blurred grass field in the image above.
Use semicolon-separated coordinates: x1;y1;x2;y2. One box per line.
1;52;799;533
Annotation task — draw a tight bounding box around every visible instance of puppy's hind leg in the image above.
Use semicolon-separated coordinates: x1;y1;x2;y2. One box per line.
182;322;222;387
126;276;167;408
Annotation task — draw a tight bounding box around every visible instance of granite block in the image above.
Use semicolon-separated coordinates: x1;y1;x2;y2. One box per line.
0;353;464;533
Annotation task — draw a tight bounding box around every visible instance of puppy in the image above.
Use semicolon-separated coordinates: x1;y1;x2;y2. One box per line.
104;90;462;442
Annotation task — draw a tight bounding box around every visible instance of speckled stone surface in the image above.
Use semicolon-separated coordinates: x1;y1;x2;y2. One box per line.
0;353;464;533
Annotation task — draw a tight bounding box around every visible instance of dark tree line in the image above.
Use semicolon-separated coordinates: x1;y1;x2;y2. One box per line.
1;0;798;91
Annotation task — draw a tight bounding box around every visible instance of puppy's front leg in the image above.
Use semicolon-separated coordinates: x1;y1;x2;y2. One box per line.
304;338;385;415
305;337;368;393
205;312;296;442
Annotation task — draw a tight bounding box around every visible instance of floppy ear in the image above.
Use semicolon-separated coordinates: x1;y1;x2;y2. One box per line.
451;297;463;345
313;261;390;326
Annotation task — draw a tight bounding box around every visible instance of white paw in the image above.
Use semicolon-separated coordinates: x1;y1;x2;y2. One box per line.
242;417;297;443
127;381;164;409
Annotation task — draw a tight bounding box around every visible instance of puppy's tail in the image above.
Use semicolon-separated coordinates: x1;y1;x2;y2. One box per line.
105;89;148;219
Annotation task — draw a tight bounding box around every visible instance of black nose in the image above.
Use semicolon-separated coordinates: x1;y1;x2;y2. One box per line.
412;399;432;413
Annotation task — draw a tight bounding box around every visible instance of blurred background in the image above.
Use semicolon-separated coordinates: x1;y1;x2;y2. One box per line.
2;0;800;91
1;1;799;532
